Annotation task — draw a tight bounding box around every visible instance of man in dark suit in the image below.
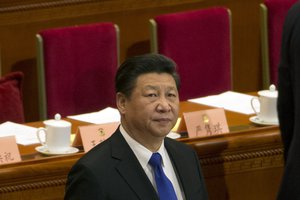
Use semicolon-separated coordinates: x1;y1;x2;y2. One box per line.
277;1;300;199
64;53;208;200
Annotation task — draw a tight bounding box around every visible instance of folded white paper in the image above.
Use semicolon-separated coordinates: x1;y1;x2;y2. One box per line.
188;91;258;115
0;121;39;145
67;107;120;124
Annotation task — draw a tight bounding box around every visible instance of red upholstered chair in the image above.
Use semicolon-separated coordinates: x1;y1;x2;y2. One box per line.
36;22;119;120
0;71;25;123
150;7;232;101
260;0;297;88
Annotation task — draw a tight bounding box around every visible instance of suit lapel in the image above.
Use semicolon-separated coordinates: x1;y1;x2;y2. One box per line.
110;131;159;200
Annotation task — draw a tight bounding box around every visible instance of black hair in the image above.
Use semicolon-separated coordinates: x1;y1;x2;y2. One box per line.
115;53;180;98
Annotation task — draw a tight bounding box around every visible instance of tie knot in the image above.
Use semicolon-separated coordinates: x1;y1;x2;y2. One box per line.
149;152;162;168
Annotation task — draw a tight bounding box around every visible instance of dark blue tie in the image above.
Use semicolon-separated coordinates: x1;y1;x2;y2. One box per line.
149;153;178;200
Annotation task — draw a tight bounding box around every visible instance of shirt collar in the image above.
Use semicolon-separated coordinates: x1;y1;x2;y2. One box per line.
119;125;167;167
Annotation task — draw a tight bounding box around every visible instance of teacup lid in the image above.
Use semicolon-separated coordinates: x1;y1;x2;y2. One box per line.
258;84;278;98
43;113;71;127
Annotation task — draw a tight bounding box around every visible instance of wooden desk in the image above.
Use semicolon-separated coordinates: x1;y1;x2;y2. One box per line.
0;102;283;200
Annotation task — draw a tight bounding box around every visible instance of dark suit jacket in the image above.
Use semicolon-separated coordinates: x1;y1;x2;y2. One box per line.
277;1;300;199
64;128;208;200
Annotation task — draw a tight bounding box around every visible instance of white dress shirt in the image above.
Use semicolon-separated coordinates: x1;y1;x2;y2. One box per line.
120;125;185;200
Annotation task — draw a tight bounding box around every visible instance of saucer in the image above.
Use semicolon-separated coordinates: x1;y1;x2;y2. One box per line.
167;132;181;139
35;146;79;155
249;116;279;126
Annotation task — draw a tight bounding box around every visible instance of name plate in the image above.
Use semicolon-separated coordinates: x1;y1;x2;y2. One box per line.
0;136;21;165
73;122;119;152
183;108;229;138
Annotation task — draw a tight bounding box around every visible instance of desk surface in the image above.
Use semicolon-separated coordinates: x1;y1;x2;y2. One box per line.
0;101;283;200
10;101;273;161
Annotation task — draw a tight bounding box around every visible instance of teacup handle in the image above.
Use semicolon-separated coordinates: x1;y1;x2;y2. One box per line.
36;127;47;146
251;97;260;115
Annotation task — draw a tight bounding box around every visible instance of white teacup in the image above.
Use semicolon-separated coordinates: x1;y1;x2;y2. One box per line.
36;113;72;153
251;84;278;123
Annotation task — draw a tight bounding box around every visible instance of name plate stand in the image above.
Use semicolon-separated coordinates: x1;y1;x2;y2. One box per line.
0;136;21;165
183;108;229;138
73;122;119;152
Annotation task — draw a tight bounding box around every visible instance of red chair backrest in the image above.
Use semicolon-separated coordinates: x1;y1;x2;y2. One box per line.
0;71;25;123
154;7;232;100
265;0;297;85
39;22;118;118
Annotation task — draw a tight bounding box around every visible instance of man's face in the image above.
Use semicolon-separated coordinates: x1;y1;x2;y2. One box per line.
118;72;179;142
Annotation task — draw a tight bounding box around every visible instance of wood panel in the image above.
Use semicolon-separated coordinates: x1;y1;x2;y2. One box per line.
0;126;283;200
0;0;264;122
184;127;283;199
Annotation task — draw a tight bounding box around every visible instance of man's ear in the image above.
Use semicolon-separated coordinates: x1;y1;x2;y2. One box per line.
116;92;127;114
